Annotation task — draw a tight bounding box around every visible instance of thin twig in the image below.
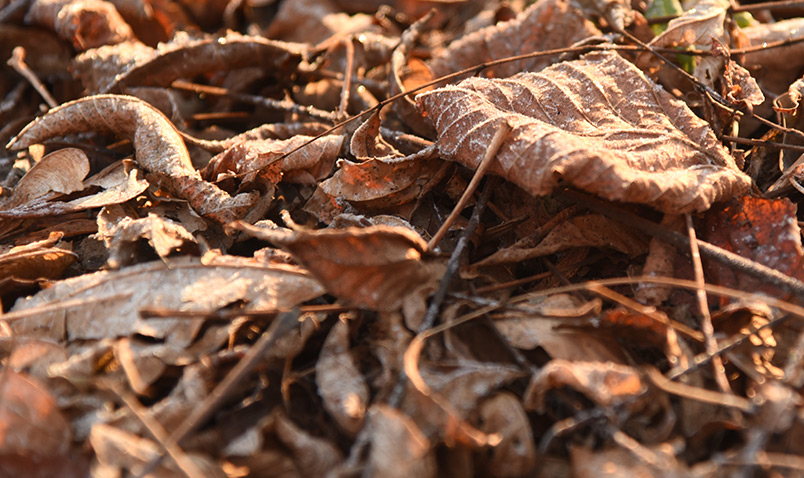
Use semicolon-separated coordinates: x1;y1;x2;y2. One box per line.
686;213;732;394
388;176;498;407
7;47;58;109
337;38;355;121
136;309;302;478
112;385;207;478
722;135;804;153
427;121;510;250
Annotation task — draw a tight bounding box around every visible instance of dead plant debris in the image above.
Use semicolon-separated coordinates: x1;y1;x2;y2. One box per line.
3;0;804;476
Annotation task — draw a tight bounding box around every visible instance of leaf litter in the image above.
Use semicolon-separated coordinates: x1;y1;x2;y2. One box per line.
3;0;804;476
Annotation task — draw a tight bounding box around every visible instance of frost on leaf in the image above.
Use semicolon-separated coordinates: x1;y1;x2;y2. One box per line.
417;51;751;214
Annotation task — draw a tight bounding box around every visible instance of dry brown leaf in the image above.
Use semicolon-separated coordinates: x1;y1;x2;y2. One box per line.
106;30;304;93
0;370;71;456
366;404;437;478
702;196;804;301
523;360;646;413
476;393;537;477
492;296;630;363
0;232;77;293
25;0;135;51
0;148;88;210
233;221;441;312
0;153;149;219
320;155;448;210
10;256;325;346
648;0;729;50
7;94;258;224
96;208;197;268
571;444;686;478
417;51;751;213
201;134;344;188
90;423;224;478
428;0;602;79
389;14;436;137
474;213;648;267
743;18;804;93
274;412;344;475
265;0;377;45
315;319;369;436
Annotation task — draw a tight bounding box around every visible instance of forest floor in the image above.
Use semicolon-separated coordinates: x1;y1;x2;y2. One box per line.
3;0;804;476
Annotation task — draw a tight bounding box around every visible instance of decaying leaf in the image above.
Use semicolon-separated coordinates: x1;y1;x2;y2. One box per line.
428;0;602;79
0;370;71;456
10;256;325;345
702;196;804;300
0;150;149;219
648;0;729;50
25;0;135;51
0;232;77;294
524;360;646;412
474;213;648;267
417;51;751;213
315;319;369;436
105;30;304;93
95;207;197;268
274;412;344;475
366;404;437;478
233;221;442;312
476;393;537;477
201;134;344;188
7;95;258;224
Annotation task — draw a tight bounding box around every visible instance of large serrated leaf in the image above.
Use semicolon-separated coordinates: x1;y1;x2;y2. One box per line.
417;51;751;213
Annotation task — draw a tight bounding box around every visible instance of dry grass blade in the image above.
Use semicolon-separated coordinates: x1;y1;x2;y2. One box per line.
6;94;257;223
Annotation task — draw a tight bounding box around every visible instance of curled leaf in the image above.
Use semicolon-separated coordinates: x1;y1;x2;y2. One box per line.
25;0;135;51
7;94;258;223
233;221;440;311
417;51;750;213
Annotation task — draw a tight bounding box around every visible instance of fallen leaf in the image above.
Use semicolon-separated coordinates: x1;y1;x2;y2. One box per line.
648;0;729;50
10;256;325;346
274;412;344;475
428;0;601;79
366;404;436;478
7;94;258;224
417;51;750;213
474;213;648;267
523;360;646;412
702;196;804;301
26;0;135;50
0;370;71;456
477;393;537;477
96;208;197;268
315;319;369;436
233;221;441;312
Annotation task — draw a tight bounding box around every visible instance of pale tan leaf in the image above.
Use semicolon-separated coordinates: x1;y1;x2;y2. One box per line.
7;94;258;223
428;0;601;79
232;222;440;312
477;393;537;478
647;0;729;49
367;405;436;478
0;370;71;456
417;51;750;213
0;232;77;285
26;0;135;51
201;134;344;187
0;148;88;210
96;208;197;268
9;256;325;346
315;320;369;436
523;360;646;413
0;161;149;219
